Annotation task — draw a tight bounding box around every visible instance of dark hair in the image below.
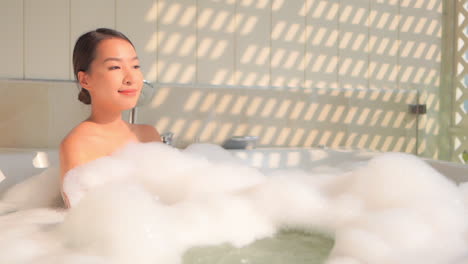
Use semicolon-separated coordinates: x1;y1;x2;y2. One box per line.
72;28;134;105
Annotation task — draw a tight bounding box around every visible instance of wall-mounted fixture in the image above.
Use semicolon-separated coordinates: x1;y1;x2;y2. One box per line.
129;80;155;124
161;132;175;146
408;104;427;115
222;136;258;149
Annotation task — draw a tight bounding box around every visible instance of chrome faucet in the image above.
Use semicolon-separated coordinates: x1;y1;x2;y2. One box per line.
161;132;175;146
222;136;258;149
129;80;155;124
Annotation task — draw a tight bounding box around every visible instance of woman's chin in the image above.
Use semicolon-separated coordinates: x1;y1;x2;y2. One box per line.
122;104;137;111
119;100;139;111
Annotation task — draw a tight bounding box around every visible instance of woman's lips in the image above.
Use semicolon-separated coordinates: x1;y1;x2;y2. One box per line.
118;89;138;96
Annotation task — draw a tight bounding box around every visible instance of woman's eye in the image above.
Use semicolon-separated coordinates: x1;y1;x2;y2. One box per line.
134;65;141;69
108;66;120;70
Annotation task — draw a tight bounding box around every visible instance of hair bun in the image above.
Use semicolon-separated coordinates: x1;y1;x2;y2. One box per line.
78;88;92;105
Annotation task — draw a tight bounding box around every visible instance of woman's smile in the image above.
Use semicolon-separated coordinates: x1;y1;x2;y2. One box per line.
118;89;138;96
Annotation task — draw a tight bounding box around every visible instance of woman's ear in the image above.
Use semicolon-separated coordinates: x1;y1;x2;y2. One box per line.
77;71;91;90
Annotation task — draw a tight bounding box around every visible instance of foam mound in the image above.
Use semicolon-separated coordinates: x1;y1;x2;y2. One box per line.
0;142;468;264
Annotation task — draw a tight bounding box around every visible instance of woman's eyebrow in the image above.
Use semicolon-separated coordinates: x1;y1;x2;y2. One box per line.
103;56;139;63
103;57;121;63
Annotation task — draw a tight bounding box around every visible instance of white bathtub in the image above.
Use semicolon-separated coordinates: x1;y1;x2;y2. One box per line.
0;148;59;194
1;146;467;195
229;148;468;184
1;145;468;264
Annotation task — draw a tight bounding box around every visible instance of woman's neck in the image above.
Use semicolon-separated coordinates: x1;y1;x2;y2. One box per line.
88;107;126;127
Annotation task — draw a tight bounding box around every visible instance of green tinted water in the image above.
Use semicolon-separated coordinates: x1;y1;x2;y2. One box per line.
183;230;334;264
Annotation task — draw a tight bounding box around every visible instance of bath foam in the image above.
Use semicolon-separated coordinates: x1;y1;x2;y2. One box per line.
60;183;179;264
0;208;65;264
64;142;268;206
0;142;468;264
325;153;468;264
1;167;63;209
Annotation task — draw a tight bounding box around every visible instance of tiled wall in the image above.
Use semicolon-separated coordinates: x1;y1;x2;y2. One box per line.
0;80;420;153
0;0;446;158
0;0;442;87
137;84;419;151
0;80;89;148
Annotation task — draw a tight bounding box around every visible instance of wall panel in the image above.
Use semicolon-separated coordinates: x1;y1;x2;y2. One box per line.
116;0;158;82
305;0;339;88
235;0;271;87
70;0;115;80
24;0;69;79
197;0;236;85
271;0;306;88
338;0;370;89
157;0;197;84
368;0;399;90
0;0;23;78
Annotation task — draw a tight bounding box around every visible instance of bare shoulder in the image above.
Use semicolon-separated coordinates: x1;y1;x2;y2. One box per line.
59;132;84;178
60;122;97;149
59;122;100;177
61;123;88;150
132;124;162;143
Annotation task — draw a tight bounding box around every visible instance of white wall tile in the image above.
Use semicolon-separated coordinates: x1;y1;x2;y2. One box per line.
271;0;306;88
399;0;441;90
338;0;370;89
116;0;158;82
157;0;197;84
197;0;236;85
0;0;23;78
70;0;115;80
368;0;399;90
305;0;339;88
47;82;90;147
235;0;271;87
24;0;70;80
0;81;49;147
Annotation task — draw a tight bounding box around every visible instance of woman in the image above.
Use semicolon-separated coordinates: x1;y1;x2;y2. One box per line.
60;28;162;207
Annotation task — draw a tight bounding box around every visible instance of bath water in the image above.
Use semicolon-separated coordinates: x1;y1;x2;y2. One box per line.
183;230;334;264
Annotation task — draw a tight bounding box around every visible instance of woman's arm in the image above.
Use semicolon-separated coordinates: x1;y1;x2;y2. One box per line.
59;135;89;178
59;134;95;208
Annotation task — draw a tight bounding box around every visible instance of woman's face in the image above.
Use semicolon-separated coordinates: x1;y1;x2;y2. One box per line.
81;38;143;111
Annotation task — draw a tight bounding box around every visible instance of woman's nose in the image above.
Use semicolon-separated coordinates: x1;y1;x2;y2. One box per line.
123;78;132;85
123;70;135;85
